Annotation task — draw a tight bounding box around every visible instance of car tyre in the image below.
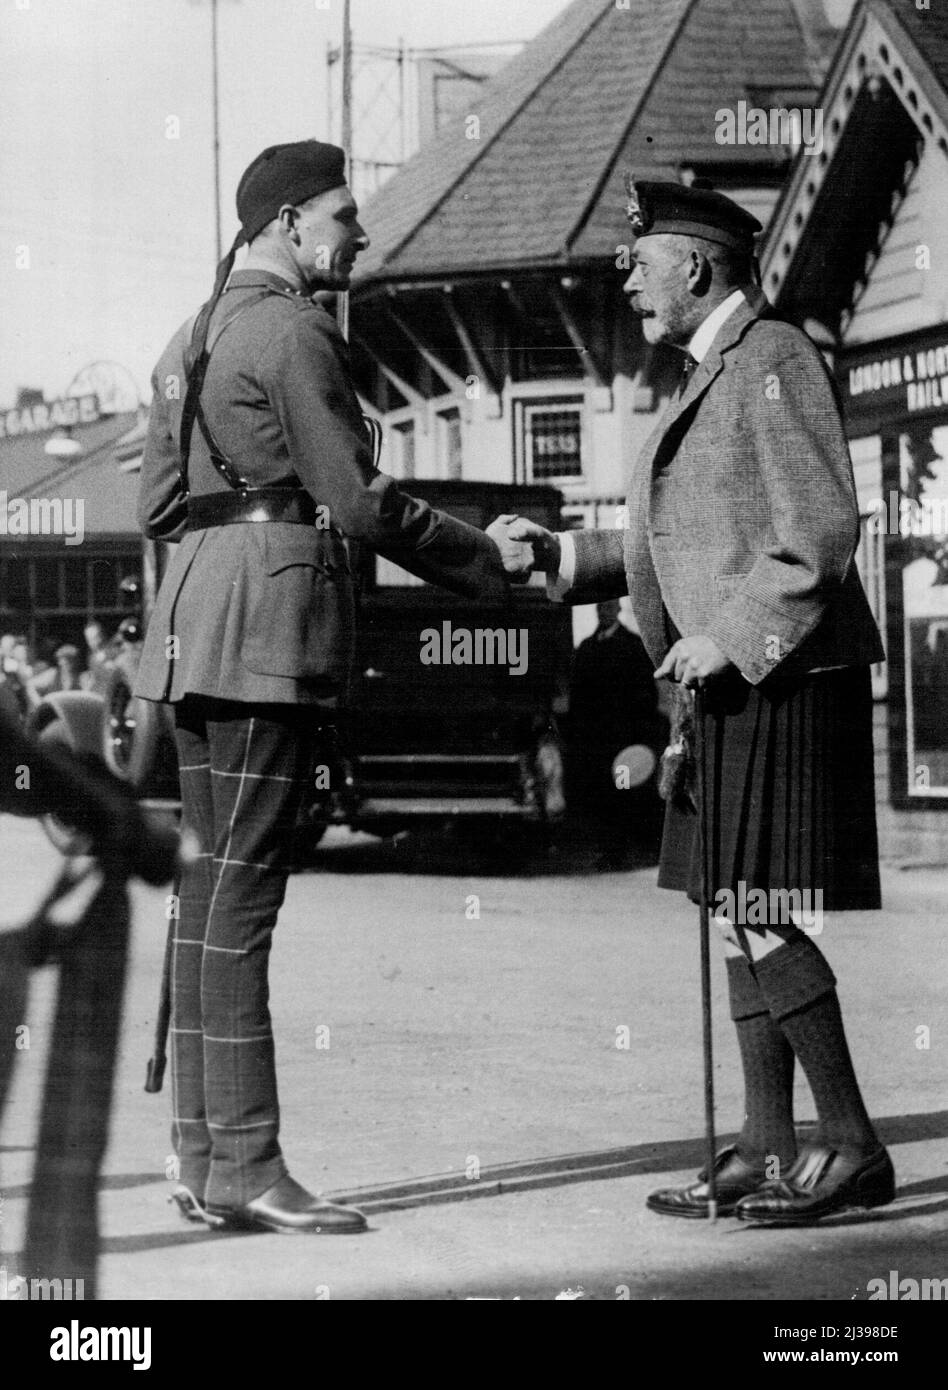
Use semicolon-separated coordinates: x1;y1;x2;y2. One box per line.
102;667;160;790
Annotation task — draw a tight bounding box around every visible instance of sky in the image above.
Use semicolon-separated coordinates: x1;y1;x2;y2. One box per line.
1;0;568;408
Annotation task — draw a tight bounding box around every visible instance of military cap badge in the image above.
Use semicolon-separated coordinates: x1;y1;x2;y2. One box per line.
624;174;646;235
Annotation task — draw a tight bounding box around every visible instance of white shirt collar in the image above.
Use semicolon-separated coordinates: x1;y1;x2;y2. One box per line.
687;289;746;363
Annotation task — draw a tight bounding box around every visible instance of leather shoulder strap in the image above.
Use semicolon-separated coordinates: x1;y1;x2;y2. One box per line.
178;288;277;495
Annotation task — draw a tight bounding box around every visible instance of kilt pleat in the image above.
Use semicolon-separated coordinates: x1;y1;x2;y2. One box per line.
658;664;881;913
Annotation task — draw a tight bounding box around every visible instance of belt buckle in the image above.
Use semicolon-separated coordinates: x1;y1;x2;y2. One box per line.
239;487;271;523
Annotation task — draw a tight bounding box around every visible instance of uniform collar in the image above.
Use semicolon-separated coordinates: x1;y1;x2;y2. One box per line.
686;289;746;363
225;268;309;298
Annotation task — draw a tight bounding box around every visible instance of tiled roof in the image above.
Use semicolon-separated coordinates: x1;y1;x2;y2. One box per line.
352;0;826;286
0;413;140;536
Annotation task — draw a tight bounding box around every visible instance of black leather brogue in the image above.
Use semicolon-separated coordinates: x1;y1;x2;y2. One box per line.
735;1144;895;1225
646;1144;774;1218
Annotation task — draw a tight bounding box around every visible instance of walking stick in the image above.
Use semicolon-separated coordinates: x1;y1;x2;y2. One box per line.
145;887;175;1093
693;683;718;1221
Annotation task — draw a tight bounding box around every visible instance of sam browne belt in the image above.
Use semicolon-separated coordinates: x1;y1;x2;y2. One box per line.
185;487;319;530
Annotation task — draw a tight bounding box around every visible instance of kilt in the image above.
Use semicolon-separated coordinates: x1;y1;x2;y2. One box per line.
657;663;881;913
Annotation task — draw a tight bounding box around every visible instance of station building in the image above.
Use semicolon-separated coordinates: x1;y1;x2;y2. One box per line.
348;0;836;527
763;0;948;855
349;0;948;857
0;386;142;650
5;0;944;857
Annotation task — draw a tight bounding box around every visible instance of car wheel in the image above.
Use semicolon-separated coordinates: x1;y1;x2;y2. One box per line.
102;668;160;789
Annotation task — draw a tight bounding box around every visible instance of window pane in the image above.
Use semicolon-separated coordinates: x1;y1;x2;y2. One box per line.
91;558;119;609
32;557;59;608
439;409;462;480
899;425;948;798
61;557;88;610
396;421;415;480
2;557;30;609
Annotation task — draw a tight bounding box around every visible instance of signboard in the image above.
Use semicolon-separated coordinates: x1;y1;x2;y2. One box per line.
0;394;99;440
839;327;948;425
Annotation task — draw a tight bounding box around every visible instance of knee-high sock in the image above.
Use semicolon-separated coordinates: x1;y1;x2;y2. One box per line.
752;934;879;1155
726;955;796;1171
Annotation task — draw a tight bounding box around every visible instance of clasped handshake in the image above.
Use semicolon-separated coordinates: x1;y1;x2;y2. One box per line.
484;514;558;583
483;514;732;686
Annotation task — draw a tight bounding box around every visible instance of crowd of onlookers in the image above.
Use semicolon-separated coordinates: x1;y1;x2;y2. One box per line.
0;620;126;723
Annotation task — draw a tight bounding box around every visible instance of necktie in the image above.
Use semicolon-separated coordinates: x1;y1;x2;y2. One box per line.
676;353;697;400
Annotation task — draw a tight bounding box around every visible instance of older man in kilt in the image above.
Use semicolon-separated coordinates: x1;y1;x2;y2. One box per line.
496;179;895;1224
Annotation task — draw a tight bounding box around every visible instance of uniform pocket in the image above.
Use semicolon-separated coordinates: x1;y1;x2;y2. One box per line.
242;532;356;683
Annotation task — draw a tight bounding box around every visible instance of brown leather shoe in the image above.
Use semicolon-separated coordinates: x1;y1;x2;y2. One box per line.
735;1144;895;1225
646;1145;773;1218
206;1175;368;1234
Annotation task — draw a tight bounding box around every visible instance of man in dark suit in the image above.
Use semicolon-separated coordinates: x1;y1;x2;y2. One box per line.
493;180;894;1225
136;141;508;1234
567;600;664;866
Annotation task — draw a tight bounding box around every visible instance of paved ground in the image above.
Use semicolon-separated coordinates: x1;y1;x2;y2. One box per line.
1;814;946;1301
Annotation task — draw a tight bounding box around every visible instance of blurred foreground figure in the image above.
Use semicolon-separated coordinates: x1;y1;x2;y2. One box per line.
0;704;178;1298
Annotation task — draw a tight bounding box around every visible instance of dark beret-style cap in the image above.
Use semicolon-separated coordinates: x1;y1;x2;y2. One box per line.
624;175;761;253
235;140;347;245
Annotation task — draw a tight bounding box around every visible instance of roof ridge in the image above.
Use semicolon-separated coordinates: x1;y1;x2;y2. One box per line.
564;0;697;256
867;0;943;80
360;0;613;275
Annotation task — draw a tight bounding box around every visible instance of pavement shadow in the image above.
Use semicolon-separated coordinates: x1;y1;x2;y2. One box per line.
298;814;661;879
0;1169;166;1203
7;1115;945;1261
329;1111;948;1217
803;1174;948;1228
876;1111;948;1145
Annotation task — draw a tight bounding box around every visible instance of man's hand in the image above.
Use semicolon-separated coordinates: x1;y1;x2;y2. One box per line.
485;514;560;582
654;634;732;687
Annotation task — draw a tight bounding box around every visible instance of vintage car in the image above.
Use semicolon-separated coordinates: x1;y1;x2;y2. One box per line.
27;480;574;851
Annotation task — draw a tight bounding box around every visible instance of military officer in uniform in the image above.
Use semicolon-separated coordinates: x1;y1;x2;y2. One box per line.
136;141;508;1234
493;180;895;1226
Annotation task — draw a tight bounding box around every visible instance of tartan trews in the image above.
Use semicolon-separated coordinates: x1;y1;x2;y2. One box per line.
171;696;315;1209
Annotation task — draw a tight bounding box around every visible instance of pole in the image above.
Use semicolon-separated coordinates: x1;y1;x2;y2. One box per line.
693;684;718;1220
398;37;406;164
338;0;353;342
327;40;335;144
211;0;222;263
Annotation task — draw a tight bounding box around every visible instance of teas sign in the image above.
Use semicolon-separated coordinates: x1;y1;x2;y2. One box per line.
526;402;583;480
0;394;99;440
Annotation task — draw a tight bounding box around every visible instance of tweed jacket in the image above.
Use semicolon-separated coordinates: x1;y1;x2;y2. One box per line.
562;293;884;685
135;271;507;706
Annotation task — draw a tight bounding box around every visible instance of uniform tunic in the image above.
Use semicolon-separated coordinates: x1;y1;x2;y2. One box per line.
136;269;506;708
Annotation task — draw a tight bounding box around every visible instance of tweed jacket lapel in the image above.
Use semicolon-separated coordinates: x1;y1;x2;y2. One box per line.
649;290;769;458
622;288;771;664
